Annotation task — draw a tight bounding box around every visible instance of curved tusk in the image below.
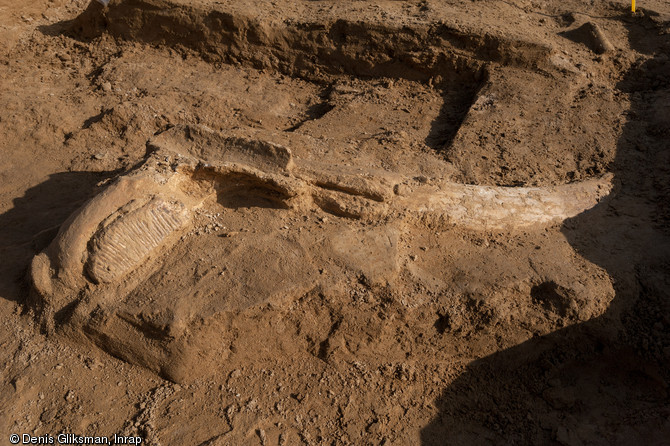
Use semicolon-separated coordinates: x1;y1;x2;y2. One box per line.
405;174;612;230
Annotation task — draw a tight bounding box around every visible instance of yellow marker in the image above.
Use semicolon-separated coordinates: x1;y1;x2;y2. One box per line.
632;0;636;12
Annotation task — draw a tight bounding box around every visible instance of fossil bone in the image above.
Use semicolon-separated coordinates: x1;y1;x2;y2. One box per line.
30;124;611;381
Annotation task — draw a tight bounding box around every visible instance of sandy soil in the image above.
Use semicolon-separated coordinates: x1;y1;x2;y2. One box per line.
1;0;669;444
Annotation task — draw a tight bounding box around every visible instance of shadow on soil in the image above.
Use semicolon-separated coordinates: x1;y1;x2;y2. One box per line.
0;171;113;303
421;13;670;446
425;85;479;152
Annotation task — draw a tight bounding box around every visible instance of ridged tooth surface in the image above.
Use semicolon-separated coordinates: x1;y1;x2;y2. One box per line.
86;198;191;284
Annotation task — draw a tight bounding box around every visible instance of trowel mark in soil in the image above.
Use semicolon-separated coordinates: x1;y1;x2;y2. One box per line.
284;85;335;133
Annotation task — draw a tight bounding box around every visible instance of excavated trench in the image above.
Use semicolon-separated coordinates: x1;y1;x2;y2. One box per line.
62;0;620;189
74;0;491;83
66;0;557;163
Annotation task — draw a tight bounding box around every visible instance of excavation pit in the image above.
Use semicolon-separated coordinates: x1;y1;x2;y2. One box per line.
30;0;620;382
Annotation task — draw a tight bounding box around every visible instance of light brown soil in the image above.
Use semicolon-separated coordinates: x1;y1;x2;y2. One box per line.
1;0;669;444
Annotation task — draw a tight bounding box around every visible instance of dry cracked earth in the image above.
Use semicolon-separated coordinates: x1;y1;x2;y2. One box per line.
1;0;670;445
